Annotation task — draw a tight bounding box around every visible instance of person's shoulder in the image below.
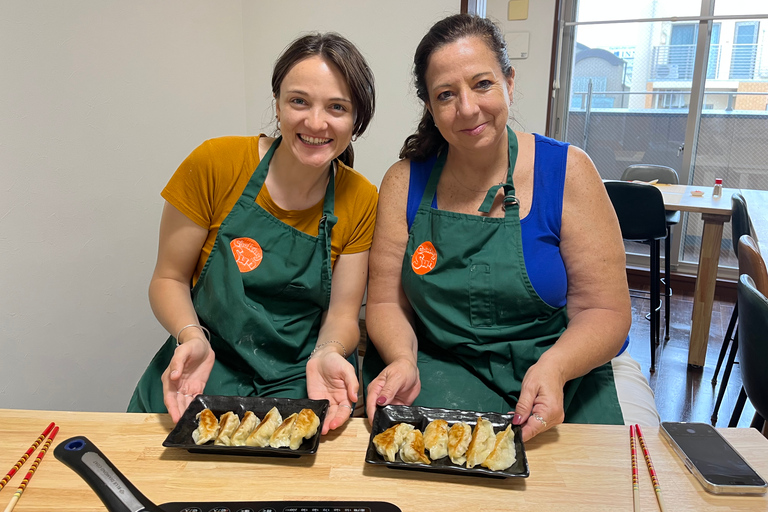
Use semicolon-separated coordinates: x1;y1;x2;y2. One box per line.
565;144;597;173
198;135;260;152
336;160;377;192
381;159;411;189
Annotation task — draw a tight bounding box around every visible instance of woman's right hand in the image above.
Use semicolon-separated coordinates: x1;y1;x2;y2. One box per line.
162;336;216;423
365;357;421;421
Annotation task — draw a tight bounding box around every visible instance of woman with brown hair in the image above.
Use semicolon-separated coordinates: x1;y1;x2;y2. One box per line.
129;32;377;435
363;14;658;441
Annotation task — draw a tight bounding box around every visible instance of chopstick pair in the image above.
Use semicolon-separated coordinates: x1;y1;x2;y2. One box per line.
630;424;667;512
1;422;59;512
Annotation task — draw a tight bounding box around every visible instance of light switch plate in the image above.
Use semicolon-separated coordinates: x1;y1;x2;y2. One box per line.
508;0;529;21
505;31;530;59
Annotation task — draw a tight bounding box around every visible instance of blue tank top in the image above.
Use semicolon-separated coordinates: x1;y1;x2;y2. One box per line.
407;133;568;308
406;133;630;355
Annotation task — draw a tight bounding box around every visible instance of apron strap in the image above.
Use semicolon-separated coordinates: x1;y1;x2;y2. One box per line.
477;127;520;216
239;136;282;202
419;149;447;210
318;162;337;309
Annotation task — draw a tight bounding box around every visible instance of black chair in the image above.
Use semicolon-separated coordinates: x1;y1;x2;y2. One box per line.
734;273;768;436
621;165;680;341
711;193;752;424
605;180;668;372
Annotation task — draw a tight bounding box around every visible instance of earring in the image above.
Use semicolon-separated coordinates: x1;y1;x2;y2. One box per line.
351;135;358;143
276;117;281;131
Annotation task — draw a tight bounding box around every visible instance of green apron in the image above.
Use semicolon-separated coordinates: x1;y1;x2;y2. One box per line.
363;128;623;424
129;137;348;413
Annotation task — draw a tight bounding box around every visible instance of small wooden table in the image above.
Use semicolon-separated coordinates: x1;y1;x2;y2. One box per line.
656;184;739;367
2;409;767;511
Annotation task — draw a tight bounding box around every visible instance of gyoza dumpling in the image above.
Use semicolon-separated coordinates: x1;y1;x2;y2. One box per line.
447;422;472;465
214;411;241;446
231;411;260;446
466;417;496;468
399;429;431;465
192;408;219;445
481;425;517;471
289;409;320;450
423;419;449;460
269;413;298;448
372;423;414;462
245;407;282;447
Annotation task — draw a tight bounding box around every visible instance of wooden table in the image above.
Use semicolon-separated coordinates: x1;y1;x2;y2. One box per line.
2;409;768;511
656;184;740;367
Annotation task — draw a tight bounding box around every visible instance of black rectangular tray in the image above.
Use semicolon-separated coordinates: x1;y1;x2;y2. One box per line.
162;394;329;458
365;404;529;479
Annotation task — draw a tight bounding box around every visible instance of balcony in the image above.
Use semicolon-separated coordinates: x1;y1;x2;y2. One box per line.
651;42;767;82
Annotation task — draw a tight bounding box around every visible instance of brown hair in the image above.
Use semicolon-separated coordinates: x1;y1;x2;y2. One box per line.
272;32;375;167
400;14;513;161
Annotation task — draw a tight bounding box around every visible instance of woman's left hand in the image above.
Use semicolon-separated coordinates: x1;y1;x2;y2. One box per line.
511;360;566;442
306;350;359;435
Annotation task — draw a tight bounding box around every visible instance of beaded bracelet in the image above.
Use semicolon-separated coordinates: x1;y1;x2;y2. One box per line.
309;340;346;359
175;324;211;347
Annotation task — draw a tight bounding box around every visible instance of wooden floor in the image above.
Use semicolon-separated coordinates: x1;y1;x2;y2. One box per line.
626;285;756;428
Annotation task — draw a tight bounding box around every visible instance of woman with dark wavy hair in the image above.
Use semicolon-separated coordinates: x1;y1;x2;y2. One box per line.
363;14;658;441
129;33;377;435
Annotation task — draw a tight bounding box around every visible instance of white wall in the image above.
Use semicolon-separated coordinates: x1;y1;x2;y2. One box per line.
1;1;247;412
1;1;556;413
486;0;558;135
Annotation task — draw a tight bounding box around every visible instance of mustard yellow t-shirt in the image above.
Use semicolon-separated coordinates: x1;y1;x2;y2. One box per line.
161;136;378;284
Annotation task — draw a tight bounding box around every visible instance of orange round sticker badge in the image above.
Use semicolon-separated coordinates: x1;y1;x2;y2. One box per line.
230;237;263;272
411;241;437;275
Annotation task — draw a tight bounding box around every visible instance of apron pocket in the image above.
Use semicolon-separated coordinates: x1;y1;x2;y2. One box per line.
469;263;494;327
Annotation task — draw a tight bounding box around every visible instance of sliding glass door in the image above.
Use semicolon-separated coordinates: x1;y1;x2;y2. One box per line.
551;0;768;276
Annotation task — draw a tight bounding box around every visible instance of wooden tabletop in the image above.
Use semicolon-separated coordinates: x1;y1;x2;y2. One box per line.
656;184;740;216
2;409;768;511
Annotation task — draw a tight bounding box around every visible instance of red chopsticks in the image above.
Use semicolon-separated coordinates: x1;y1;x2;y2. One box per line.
0;422;54;492
1;422;59;512
632;424;668;512
630;425;640;511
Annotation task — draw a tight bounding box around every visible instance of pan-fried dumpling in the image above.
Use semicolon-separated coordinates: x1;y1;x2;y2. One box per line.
481;425;517;471
372;423;414;462
214;411;241;446
423;419;449;460
289;409;320;450
399;429;431;465
269;413;298;448
466;417;496;468
231;411;260;446
192;408;219;445
447;422;472;465
245;407;282;447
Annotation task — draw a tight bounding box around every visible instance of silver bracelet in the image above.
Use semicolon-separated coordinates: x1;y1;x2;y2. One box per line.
309;340;346;359
175;324;211;347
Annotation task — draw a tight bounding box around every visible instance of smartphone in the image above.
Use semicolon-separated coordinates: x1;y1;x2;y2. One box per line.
660;421;767;495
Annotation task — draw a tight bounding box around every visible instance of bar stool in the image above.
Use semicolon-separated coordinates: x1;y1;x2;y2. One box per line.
711;193;753;424
605;180;668;372
735;272;768;436
621;164;680;340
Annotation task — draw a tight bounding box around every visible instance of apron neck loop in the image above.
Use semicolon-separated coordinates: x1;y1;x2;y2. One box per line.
477;128;520;214
321;160;338;223
241;136;282;202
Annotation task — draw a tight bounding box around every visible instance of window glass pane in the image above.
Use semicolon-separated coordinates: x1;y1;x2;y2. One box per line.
566;19;700;179
577;0;700;23
683;12;768;268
